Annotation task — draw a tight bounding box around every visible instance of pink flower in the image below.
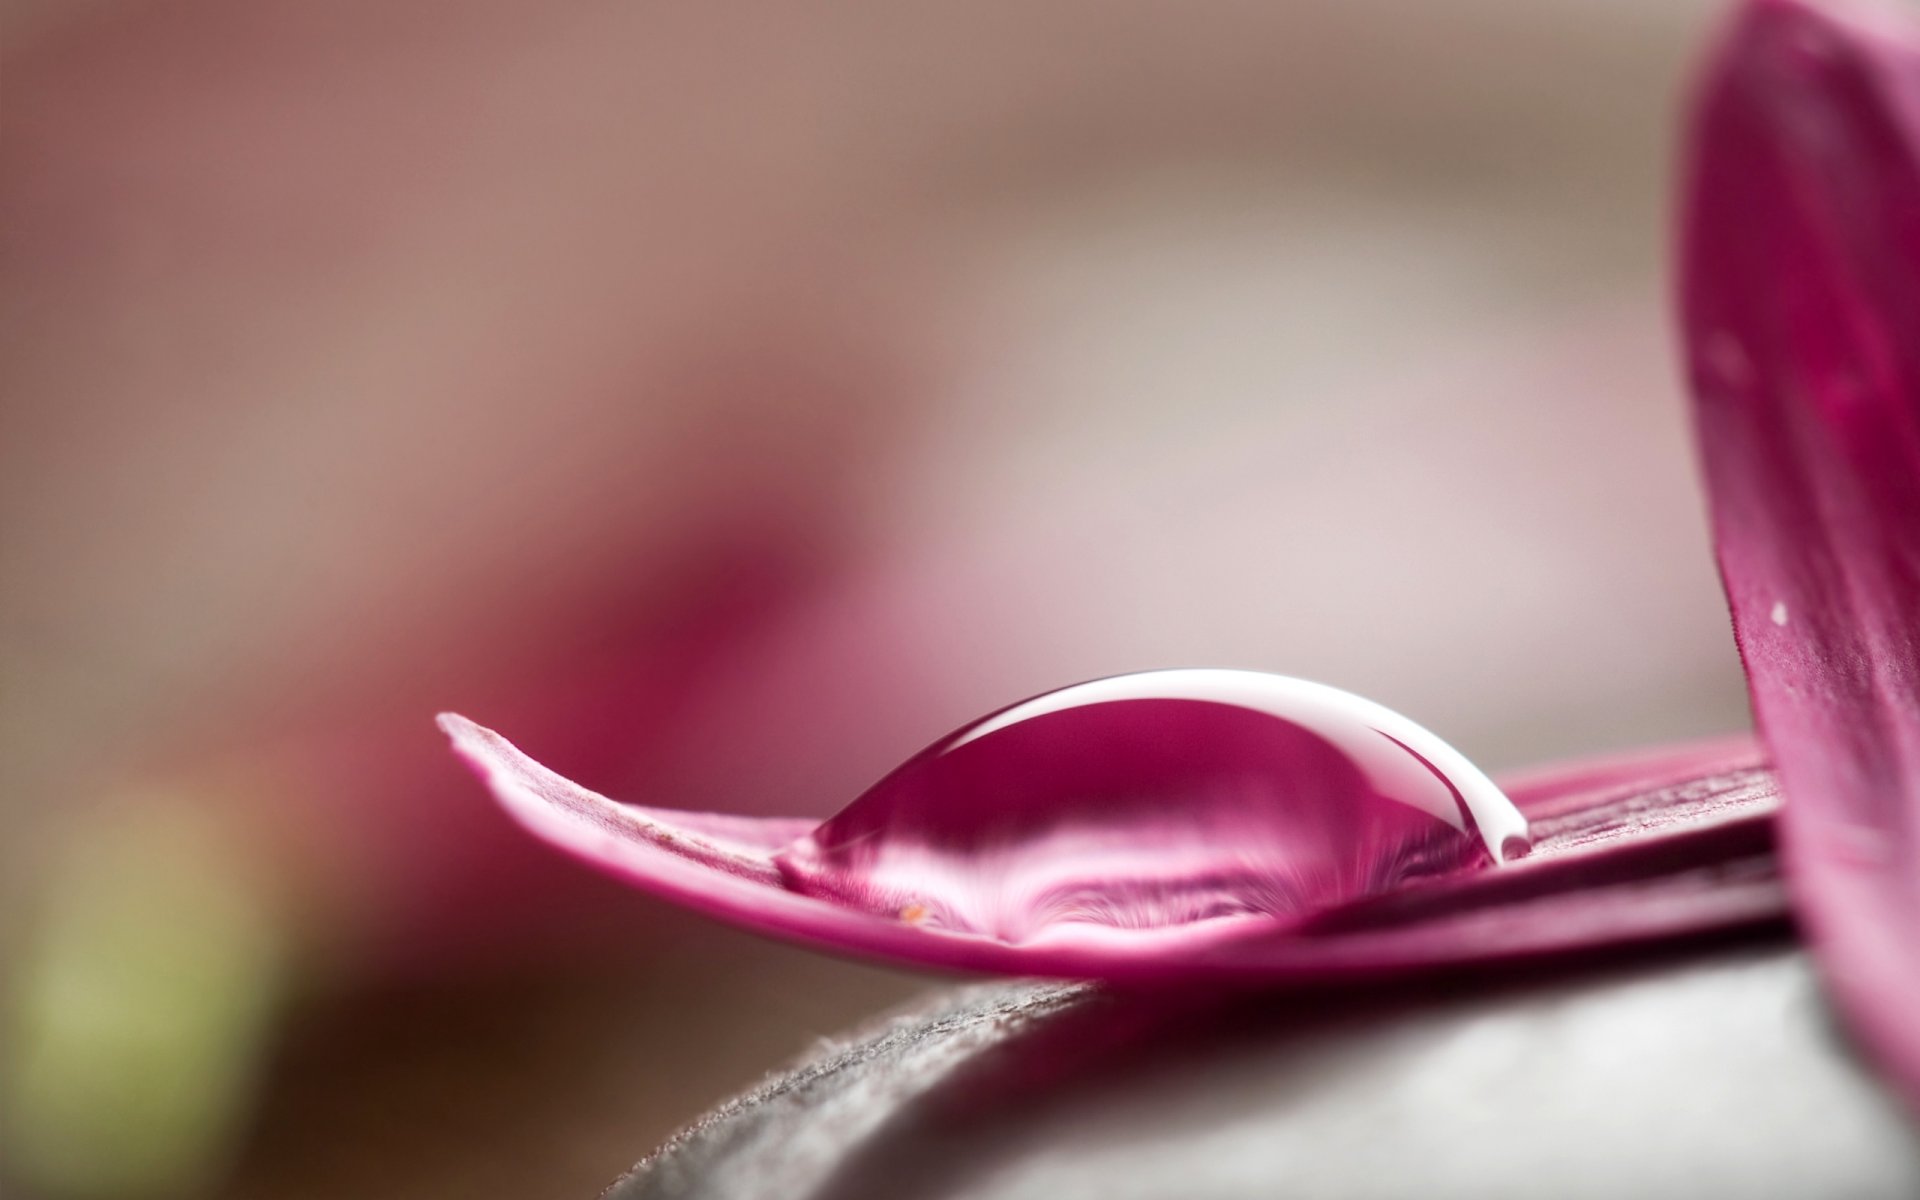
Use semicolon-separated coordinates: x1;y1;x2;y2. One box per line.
444;0;1920;1116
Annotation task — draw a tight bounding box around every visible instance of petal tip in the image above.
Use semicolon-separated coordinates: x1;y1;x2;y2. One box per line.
434;710;481;742
436;711;507;778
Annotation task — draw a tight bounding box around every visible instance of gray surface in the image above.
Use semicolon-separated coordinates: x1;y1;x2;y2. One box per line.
616;940;1920;1200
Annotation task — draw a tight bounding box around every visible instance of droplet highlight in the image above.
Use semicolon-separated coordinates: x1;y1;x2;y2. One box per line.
775;669;1529;947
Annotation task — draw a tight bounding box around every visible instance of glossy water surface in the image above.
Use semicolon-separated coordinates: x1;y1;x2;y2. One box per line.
774;670;1530;947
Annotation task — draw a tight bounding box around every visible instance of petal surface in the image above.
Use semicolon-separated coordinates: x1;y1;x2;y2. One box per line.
443;710;1782;983
1682;0;1920;1109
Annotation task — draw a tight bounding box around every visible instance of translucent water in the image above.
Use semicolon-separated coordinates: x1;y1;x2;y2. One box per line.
776;669;1530;946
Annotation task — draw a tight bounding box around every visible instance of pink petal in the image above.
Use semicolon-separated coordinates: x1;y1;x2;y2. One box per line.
1682;0;1920;1109
442;672;1782;983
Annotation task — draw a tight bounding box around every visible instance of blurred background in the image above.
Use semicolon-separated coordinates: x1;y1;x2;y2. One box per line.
1;1;1753;1196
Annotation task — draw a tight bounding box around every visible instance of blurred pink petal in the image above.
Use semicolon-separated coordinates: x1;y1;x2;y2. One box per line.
1682;0;1920;1113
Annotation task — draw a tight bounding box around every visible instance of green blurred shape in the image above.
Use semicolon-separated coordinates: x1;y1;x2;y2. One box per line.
4;800;288;1198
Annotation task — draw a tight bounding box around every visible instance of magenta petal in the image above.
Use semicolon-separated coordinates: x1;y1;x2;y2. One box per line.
442;682;1783;984
1682;0;1920;1109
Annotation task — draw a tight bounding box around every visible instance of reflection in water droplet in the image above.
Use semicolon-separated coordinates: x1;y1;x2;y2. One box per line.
775;670;1529;947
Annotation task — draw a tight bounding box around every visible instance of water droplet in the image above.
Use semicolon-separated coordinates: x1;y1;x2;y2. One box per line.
1836;824;1891;868
1703;331;1754;390
1785;21;1840;73
775;669;1529;947
1771;600;1791;627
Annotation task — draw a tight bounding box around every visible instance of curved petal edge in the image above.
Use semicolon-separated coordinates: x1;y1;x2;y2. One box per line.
443;712;1783;984
1682;0;1920;1114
